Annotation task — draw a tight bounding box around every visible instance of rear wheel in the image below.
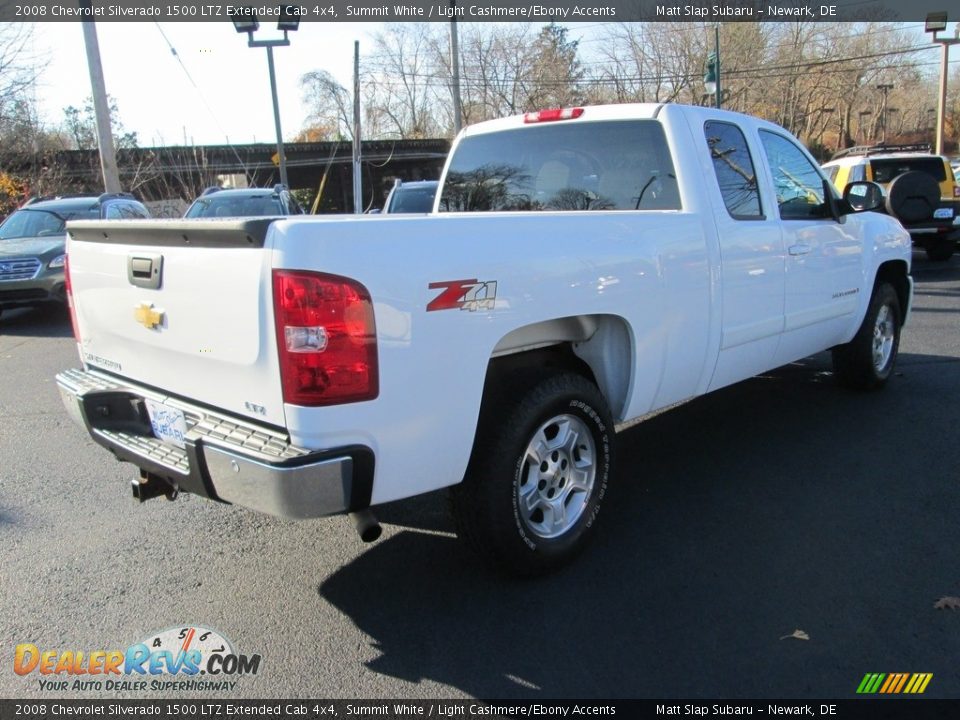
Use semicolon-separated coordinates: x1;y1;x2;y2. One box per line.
832;282;901;390
450;372;614;576
925;237;955;262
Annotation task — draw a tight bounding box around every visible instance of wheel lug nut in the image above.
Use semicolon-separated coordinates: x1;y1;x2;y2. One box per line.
538;480;547;491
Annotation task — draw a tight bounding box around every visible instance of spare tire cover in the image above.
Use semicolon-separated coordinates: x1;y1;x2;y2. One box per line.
885;171;940;224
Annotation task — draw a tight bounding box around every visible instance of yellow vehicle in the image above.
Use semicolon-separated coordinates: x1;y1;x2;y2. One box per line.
823;144;959;261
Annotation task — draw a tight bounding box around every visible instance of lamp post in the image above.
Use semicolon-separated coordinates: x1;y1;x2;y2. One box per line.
925;12;960;156
232;6;301;188
703;25;721;109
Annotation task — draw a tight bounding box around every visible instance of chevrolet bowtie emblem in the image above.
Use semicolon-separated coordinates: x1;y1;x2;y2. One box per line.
134;302;164;330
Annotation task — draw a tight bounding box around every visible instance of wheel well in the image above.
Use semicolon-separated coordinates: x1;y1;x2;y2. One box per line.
485;315;633;420
875;260;910;319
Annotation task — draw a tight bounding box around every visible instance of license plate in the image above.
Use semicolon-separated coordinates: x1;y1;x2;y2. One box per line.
144;399;187;449
933;207;954;219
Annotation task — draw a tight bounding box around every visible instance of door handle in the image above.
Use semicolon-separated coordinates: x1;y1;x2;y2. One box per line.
788;244;812;256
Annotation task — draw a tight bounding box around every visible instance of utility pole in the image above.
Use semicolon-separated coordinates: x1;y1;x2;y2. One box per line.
79;0;120;193
353;41;362;215
449;0;463;135
876;84;893;143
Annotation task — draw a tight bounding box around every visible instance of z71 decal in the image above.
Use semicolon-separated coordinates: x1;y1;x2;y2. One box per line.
427;279;498;312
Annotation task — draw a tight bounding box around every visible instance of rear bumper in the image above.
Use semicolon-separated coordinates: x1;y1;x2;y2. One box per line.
55;368;374;519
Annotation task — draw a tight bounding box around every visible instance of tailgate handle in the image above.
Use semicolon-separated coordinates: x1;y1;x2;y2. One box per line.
128;254;163;290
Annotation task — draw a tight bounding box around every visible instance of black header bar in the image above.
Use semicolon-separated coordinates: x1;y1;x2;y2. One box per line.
2;700;960;720
0;0;958;24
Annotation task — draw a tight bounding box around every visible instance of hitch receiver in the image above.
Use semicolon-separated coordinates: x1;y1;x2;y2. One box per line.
132;470;179;503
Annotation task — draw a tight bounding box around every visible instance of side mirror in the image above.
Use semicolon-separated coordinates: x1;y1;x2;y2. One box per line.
842;181;884;213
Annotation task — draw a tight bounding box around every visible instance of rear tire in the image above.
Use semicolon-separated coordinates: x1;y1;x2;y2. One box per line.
450;372;614;576
925;237;955;262
832;282;901;390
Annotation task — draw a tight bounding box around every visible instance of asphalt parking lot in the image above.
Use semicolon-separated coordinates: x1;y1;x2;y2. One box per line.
1;252;958;700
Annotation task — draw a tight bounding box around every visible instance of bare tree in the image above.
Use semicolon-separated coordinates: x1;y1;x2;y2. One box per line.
300;69;354;140
365;25;444;138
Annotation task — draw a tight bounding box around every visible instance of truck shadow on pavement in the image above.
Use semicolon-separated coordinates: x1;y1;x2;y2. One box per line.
319;351;960;699
0;305;72;338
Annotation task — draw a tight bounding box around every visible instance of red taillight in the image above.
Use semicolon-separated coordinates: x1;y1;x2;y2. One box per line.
523;107;584;123
272;270;378;407
64;254;80;341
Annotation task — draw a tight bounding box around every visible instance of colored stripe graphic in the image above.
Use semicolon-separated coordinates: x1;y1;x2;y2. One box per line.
857;673;932;694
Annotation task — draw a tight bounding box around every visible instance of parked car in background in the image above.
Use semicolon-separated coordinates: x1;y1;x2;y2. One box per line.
0;193;149;320
822;143;960;261
381;180;439;214
184;185;304;218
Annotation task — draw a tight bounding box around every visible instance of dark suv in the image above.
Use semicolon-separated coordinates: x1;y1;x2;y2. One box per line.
0;193;150;319
382;180;438;214
184;185;304;218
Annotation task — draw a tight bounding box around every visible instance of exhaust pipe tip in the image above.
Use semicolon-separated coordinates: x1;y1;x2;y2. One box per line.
350;509;382;543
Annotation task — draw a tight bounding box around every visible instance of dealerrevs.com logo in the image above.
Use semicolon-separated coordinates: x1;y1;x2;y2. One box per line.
13;626;261;692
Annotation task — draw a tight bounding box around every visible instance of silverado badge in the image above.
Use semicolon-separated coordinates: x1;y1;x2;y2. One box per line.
134;302;164;330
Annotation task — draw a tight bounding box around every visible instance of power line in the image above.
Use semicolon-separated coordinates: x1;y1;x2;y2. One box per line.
360;42;945;92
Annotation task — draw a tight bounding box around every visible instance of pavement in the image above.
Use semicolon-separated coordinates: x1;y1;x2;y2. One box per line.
0;251;958;700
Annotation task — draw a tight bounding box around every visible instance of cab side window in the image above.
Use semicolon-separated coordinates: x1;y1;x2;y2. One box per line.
759;130;828;220
704;121;762;219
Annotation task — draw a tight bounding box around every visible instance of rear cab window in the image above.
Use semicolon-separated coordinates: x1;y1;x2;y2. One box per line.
439;120;680;212
703;120;763;219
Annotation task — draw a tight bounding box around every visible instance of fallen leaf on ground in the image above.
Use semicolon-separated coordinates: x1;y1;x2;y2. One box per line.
934;596;960;610
779;629;810;641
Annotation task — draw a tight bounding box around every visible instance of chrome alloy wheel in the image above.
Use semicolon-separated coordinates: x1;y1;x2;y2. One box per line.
872;303;895;373
516;413;596;540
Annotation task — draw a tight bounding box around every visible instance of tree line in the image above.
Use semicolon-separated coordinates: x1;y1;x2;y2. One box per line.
302;21;960;159
3;21;960;216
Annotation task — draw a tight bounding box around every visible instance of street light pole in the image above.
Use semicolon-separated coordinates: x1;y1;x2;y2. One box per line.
232;11;299;188
925;13;959;156
713;24;721;110
449;0;463;134
265;45;288;188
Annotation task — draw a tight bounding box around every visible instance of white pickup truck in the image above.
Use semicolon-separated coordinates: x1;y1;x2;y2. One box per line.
57;103;914;575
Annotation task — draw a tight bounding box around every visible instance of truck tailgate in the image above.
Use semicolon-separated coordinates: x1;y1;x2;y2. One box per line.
66;219;286;428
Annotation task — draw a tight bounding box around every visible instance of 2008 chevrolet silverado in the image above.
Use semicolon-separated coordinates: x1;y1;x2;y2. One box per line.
57;104;915;575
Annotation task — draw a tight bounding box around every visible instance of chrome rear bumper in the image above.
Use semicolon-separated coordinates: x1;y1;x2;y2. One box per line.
56;368;373;519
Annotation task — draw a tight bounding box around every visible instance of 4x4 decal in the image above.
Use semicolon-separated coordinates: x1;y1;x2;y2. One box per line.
427;279;498;312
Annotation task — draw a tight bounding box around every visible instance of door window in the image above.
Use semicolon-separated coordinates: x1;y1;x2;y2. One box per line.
759;131;829;220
